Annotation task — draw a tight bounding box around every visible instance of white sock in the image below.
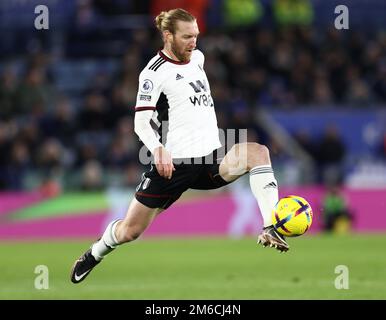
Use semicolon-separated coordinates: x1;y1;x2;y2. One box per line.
249;165;279;228
91;219;121;261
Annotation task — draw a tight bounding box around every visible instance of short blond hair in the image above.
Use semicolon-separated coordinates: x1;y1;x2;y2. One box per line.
155;8;196;35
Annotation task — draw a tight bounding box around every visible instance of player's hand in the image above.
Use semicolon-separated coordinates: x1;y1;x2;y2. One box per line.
154;146;175;179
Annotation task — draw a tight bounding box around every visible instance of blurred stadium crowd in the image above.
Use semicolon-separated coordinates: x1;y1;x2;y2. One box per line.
0;0;385;191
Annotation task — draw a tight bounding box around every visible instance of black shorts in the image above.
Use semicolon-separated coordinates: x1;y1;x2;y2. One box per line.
135;150;230;209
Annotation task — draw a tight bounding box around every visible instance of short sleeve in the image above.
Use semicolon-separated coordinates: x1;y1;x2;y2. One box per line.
135;69;163;112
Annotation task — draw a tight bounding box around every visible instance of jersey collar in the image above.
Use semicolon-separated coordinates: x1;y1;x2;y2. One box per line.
158;50;190;65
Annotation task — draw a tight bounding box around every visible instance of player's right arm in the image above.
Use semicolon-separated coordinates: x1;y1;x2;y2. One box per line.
134;111;175;179
134;69;175;179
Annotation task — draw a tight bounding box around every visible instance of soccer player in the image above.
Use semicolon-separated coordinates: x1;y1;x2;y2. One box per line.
70;8;288;284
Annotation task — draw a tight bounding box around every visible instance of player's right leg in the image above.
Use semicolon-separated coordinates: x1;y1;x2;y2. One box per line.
218;143;289;252
70;198;161;284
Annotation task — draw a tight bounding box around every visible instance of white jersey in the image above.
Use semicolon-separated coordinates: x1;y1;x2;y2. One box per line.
135;49;221;158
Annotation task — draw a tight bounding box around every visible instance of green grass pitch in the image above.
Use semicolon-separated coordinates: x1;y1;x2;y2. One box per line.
0;234;385;299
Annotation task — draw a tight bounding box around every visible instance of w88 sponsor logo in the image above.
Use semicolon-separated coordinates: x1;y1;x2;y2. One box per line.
189;93;214;107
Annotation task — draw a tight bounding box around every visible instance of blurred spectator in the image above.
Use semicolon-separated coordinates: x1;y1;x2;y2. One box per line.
294;129;317;161
76;91;108;132
110;72;138;117
74;0;99;29
313;67;333;105
316;125;346;185
81;160;104;191
36;138;64;172
119;49;143;77
14;67;55;116
345;65;372;106
270;35;294;79
322;184;353;233
273;0;313;26
17;121;41;158
39;96;77;147
259;78;294;107
223;0;263;28
0;67;17;120
105;136;134;170
7;140;31;190
75;143;99;168
108;85;134;128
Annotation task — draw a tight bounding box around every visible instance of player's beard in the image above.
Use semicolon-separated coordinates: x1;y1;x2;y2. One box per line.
171;38;192;63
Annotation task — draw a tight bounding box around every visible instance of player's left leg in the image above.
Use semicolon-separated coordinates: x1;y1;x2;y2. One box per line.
70;198;162;284
219;142;289;252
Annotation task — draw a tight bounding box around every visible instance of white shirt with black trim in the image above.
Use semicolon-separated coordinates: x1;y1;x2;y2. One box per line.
135;49;221;159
